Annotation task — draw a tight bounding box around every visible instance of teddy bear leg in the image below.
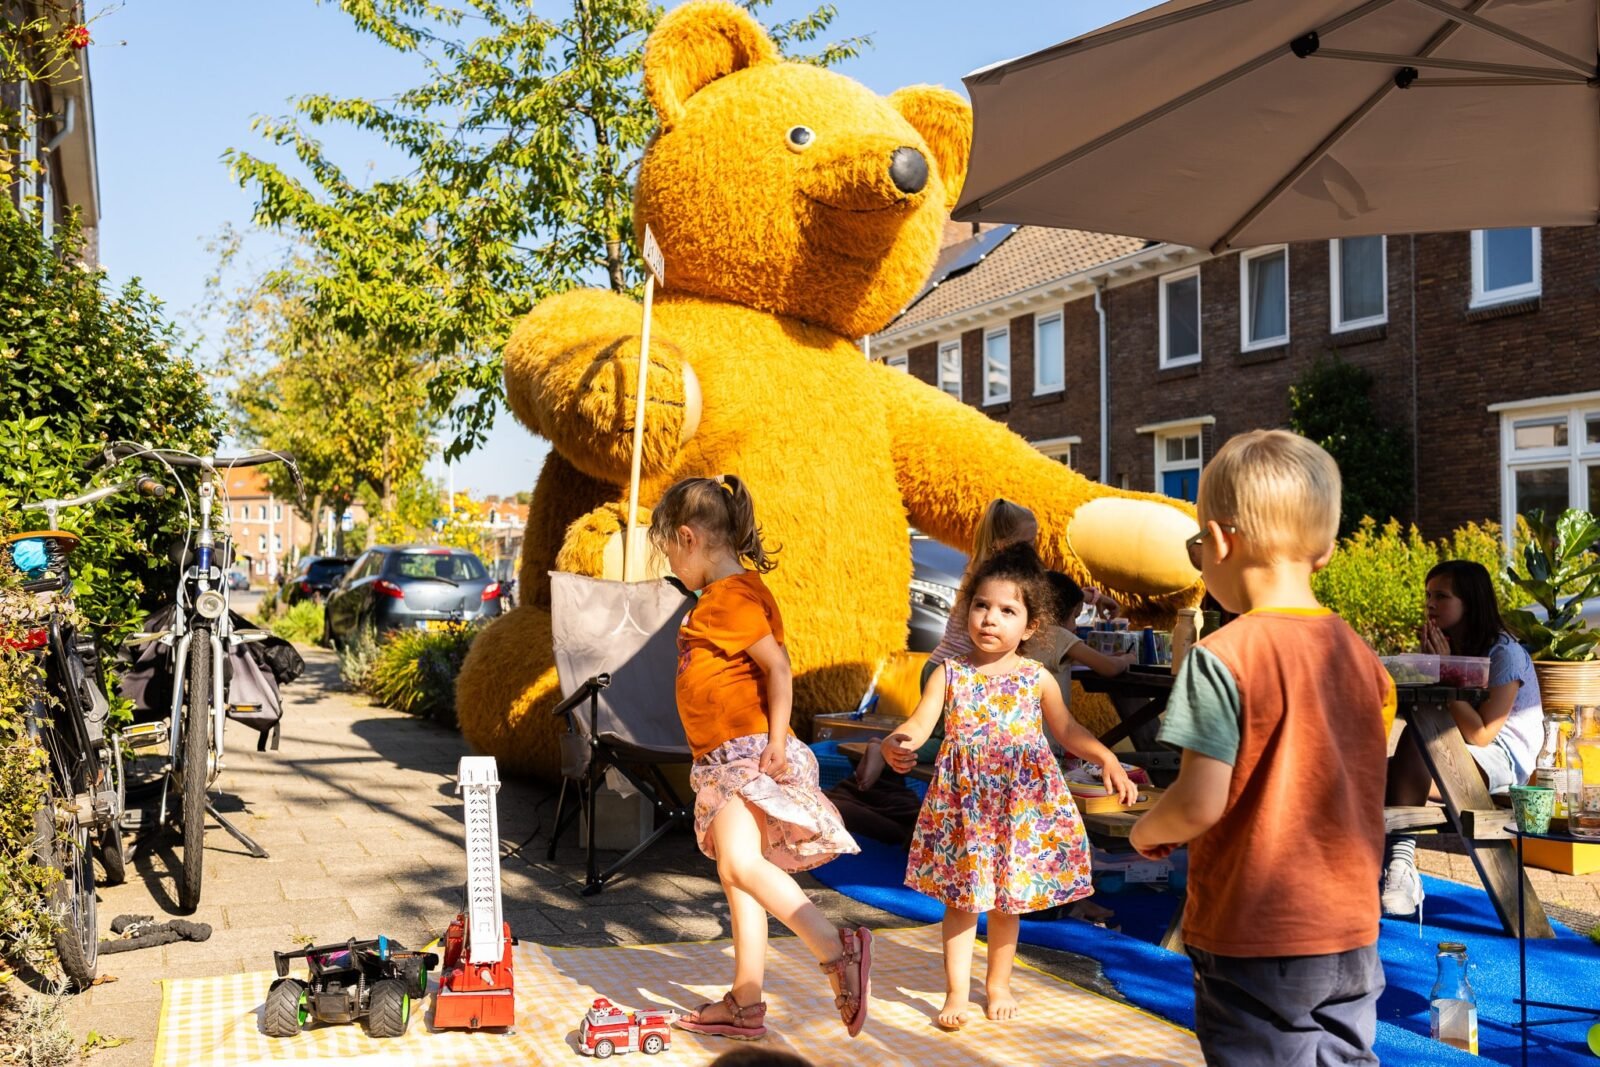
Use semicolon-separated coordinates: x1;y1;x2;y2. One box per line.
455;605;568;780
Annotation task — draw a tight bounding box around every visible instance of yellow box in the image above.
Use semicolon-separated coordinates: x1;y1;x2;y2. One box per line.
1518;836;1600;876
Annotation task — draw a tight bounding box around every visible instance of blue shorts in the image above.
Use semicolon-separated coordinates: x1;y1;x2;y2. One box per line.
1466;737;1518;795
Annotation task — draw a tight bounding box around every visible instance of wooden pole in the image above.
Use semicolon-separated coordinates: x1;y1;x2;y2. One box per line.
623;272;656;582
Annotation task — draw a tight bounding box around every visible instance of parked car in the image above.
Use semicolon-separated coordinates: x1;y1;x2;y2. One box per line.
909;534;966;653
279;556;354;608
226;570;251;591
323;546;503;648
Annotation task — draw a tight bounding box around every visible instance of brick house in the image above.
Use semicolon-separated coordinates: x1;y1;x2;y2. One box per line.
871;222;1600;543
2;1;100;262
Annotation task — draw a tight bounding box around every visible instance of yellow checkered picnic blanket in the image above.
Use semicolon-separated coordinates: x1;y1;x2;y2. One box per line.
152;924;1201;1066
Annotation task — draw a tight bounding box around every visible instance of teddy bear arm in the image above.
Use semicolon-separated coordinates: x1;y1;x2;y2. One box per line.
503;288;693;485
876;364;1202;610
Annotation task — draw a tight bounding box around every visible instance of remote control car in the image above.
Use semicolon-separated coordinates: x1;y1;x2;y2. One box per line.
579;997;678;1057
264;936;439;1039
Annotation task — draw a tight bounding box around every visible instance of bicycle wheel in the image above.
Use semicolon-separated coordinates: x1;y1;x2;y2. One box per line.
33;778;98;987
98;737;127;886
177;631;211;913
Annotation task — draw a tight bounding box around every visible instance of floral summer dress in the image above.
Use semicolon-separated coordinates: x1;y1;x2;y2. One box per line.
905;656;1093;914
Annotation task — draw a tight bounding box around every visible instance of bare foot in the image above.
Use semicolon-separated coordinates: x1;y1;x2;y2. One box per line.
985;985;1019;1021
937;993;972;1030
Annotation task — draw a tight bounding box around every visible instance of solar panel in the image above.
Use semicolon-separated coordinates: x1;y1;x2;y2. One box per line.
903;223;1018;310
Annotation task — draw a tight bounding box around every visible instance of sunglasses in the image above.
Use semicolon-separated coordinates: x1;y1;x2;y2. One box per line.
1184;523;1238;571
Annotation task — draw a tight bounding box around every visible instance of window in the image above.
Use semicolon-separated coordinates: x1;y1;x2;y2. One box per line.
274;504;283;521
257;505;268;521
1159;267;1201;367
273;534;282;552
884;354;908;373
237;504;247;520
257;535;267;553
1034;312;1064;395
937;341;962;400
1239;245;1288;350
1496;396;1600;548
1471;228;1540;307
983;327;1011;405
1156;432;1203;502
1033;436;1078;469
1330;236;1386;331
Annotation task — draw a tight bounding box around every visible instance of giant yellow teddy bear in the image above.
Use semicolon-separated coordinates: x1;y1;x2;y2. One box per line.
456;0;1201;777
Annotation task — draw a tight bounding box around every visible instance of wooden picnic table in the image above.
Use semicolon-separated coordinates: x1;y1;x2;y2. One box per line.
1075;665;1181;783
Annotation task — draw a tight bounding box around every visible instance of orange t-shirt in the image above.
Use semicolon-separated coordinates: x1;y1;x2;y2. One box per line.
675;571;785;758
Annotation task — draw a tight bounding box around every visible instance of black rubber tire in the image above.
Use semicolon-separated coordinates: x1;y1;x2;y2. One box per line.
263;978;307;1037
36;801;98;988
367;979;410;1038
643;1033;665;1054
98;740;127;887
177;632;210;913
402;957;428;997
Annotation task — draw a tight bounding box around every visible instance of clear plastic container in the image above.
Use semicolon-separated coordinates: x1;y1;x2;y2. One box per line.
1381;653;1440;686
1437;655;1491;689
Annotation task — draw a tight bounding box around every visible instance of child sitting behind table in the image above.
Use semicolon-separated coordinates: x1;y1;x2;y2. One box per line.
1128;429;1395;1065
1034;570;1137;681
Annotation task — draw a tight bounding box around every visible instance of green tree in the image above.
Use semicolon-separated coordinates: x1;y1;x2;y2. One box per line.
225;0;865;456
1288;357;1411;535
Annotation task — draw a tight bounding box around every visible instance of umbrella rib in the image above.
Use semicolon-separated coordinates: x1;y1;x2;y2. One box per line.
966;0;1253;86
1313;47;1589;84
1402;0;1596;77
1208;0;1494;253
958;0;1399;221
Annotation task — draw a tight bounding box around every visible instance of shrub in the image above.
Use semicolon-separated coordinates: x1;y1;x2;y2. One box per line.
264;602;323;646
1313;517;1515;654
0;990;77;1067
337;627;380;692
364;626;476;727
1288;358;1411;536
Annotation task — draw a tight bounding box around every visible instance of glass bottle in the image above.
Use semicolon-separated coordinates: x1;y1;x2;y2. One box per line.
1535;713;1567;817
1573;706;1600;839
1566;721;1587;831
1429;942;1478;1054
1170;608;1200;675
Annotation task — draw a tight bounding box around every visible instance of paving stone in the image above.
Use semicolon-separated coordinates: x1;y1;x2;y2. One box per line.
225;898;356;931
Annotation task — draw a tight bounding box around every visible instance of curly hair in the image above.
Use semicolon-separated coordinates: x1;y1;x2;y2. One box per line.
966;542;1054;634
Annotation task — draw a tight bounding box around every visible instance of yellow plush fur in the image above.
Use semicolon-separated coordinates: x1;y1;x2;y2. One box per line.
456;0;1200;777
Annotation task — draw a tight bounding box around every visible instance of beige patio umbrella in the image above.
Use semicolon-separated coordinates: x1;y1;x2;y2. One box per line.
954;0;1600;251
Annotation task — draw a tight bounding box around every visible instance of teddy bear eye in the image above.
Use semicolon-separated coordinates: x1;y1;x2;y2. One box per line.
785;126;814;152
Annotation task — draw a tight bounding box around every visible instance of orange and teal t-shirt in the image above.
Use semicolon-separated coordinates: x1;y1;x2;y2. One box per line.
675;570;785;758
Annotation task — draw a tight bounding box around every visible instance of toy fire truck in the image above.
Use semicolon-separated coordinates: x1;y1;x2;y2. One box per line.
434;757;516;1030
578;997;678;1057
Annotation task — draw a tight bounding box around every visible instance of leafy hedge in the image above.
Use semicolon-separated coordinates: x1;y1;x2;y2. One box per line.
1313;517;1516;655
364;626;476;728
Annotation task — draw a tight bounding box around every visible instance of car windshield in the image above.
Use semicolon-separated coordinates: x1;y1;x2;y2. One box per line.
306;560;349;582
389;551;487;582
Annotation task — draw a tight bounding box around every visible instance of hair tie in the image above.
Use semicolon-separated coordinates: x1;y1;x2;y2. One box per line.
715;476;733;494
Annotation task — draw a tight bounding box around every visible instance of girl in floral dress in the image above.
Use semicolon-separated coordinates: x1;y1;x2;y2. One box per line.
884;544;1137;1030
649;475;870;1042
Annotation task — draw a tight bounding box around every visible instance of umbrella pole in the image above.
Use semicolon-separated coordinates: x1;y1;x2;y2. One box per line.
623;273;656;583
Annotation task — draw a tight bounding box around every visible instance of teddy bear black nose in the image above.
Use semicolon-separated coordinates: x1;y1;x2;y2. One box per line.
889;146;928;195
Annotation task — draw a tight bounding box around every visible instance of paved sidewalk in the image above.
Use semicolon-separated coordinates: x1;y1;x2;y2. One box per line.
57;649;1111;1066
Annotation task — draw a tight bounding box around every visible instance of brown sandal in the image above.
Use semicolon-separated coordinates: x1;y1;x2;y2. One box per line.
819;926;873;1037
674;991;767;1040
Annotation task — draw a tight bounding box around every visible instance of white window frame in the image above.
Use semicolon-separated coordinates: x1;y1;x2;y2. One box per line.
1033;311;1065;397
1493;392;1600;551
1033;435;1080;469
883;353;908;374
1238;245;1290;351
1138;416;1215;501
1471;227;1541;309
1329;236;1388;332
257;505;268;521
983;326;1011;406
274;504;283;521
1159;266;1202;369
937;340;962;400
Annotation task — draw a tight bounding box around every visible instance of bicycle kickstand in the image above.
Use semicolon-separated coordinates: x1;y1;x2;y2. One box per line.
206;800;270;859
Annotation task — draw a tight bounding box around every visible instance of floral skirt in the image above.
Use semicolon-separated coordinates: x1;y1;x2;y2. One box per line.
691;733;860;873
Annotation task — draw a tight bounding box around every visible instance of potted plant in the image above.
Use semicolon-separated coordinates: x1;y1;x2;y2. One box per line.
1503;508;1600;708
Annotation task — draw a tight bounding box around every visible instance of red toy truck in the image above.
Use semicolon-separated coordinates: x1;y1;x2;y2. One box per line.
578;997;678;1057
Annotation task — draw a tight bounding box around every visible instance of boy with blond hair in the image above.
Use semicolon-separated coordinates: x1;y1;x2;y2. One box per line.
1130;429;1395;1066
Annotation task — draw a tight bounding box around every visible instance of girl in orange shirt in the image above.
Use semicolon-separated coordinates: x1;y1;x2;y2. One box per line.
649;475;869;1041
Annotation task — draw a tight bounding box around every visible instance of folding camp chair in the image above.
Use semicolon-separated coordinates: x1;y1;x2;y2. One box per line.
547;571;695;896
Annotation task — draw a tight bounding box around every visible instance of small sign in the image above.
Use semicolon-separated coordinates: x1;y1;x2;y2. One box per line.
642;224;665;285
340;512;354;532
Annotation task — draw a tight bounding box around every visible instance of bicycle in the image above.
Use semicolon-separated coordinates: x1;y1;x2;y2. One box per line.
105;443;299;913
5;474;168;986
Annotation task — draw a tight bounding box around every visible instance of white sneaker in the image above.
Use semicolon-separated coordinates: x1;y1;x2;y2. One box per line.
1381;859;1425;919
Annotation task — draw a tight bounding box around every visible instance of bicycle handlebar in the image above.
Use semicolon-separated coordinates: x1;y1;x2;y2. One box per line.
23;476;168;514
103;443;298;470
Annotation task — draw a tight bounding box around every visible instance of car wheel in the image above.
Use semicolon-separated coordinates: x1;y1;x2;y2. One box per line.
264;978;309;1037
595;1039;615;1058
643;1033;665;1054
367;978;410;1038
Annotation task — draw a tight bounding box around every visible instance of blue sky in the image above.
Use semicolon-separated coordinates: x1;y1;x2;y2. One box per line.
91;0;1147;497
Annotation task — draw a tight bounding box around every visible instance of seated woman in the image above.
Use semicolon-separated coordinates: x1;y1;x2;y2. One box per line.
1381;559;1542;919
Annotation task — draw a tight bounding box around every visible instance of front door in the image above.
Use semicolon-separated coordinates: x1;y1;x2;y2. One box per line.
1163;467;1199;502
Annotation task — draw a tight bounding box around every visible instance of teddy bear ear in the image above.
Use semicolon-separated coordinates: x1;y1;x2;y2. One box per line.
645;0;780;129
888;86;973;211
